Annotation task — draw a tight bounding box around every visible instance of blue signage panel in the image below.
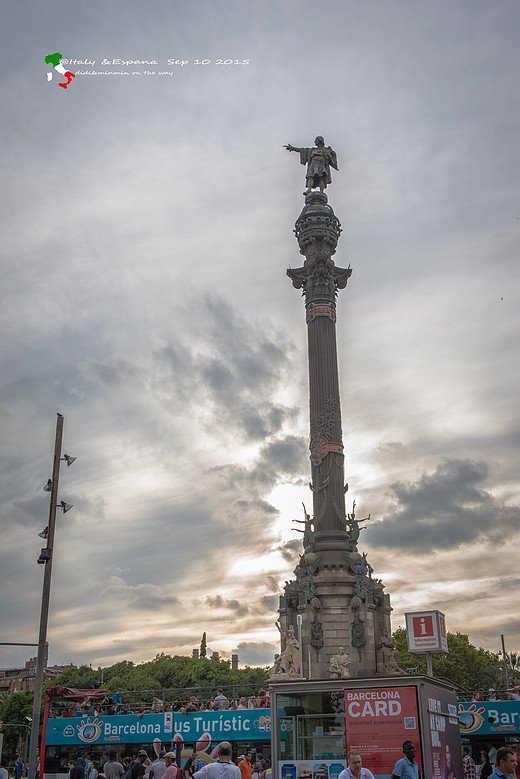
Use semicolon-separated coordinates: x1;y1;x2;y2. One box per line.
458;702;520;736
46;710;272;746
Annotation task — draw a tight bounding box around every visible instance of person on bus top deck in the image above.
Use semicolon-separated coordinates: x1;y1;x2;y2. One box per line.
391;741;421;779
193;742;241;779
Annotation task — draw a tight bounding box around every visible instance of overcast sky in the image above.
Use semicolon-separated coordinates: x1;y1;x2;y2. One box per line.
1;0;519;673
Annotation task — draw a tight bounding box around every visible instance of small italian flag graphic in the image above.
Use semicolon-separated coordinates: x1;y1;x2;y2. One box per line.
45;52;75;88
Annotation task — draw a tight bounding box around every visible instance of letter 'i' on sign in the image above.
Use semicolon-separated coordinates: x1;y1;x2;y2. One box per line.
420;618;427;635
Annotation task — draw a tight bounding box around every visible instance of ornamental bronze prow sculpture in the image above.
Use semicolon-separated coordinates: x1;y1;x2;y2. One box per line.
284;136;338;195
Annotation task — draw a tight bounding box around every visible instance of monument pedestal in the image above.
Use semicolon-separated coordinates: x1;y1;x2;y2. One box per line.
276;564;393;681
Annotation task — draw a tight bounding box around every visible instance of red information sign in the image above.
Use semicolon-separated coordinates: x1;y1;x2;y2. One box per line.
406;610;449;654
344;686;422;779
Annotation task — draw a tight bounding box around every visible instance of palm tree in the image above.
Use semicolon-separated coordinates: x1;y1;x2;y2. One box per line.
479;664;505;692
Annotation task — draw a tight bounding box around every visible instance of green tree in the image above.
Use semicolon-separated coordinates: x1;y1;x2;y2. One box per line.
52;665;99;689
49;653;269;704
393;629;497;692
0;689;34;764
200;633;207;658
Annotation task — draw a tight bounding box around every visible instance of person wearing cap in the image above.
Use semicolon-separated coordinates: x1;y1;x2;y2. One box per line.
238;752;252;779
68;759;86;779
131;752;149;779
162;753;180;779
193;743;240;779
488;689;498;702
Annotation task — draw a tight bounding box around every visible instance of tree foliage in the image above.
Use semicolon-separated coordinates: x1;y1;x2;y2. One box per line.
393;628;498;692
50;653;268;695
50;664;100;690
200;633;207;658
0;689;34;763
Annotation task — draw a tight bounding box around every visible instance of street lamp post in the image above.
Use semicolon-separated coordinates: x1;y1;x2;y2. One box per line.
27;414;64;779
501;634;511;692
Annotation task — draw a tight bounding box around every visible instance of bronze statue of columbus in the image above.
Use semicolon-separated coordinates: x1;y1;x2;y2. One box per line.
284;136;339;195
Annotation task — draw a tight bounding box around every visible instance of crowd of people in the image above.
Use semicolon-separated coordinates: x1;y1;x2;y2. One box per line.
462;745;520;779
466;686;520;703
334;741;520;779
64;745;271;779
49;689;271;719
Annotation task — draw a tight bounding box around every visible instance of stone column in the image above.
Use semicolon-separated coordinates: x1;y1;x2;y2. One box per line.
271;191;394;683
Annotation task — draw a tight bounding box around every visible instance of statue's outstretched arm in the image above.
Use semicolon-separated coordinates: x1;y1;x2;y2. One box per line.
284;144;301;152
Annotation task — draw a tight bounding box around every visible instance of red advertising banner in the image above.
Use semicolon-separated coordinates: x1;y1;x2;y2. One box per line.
424;683;462;779
344;686;422;778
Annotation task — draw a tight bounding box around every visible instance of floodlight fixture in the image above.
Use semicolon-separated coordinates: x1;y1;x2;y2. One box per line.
62;454;76;466
37;548;52;565
59;500;73;513
43;479;52;492
38;527;48;539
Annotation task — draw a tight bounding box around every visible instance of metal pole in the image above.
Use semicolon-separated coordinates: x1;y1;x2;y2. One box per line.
296;614;303;678
426;652;433;677
23;724;30;779
27;414;64;779
501;634;510;691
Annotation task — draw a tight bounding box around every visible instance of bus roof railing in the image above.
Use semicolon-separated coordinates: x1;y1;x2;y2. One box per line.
47;682;270;705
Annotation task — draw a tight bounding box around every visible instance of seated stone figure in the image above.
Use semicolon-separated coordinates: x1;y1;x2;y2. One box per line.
377;627;405;674
329;647;351;679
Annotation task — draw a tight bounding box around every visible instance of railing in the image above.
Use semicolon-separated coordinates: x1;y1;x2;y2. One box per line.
47;683;271;716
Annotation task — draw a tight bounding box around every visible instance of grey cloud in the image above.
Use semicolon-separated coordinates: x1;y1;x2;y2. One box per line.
258;437;308;476
367;458;520;552
203;595;249;617
234;642;276;667
2;0;520;666
371;441;408;461
265;576;280;593
258;595;279;613
86;359;140;388
103;578;179;611
279;539;302;563
152;295;298;442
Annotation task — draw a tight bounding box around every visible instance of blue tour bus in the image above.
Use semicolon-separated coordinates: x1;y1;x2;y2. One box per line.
42;688;272;778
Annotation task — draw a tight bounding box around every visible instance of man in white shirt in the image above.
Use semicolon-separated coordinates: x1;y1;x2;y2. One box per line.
193;743;241;779
339;751;375;779
149;753;167;779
